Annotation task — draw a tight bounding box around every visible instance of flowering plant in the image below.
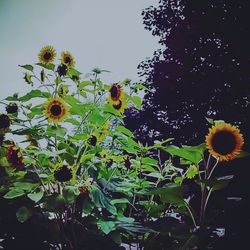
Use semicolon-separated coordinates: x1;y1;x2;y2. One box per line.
0;46;248;249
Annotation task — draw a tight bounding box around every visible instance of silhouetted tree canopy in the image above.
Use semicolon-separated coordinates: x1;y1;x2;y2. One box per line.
126;0;250;147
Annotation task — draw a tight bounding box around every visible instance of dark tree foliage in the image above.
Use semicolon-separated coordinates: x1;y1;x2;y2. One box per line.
125;0;250;147
125;1;250;248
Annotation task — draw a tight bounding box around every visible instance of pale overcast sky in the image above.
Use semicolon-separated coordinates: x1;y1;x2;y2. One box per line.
0;0;158;100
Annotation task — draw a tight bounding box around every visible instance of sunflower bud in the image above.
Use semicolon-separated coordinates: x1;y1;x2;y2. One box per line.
24;73;32;84
40;69;45;82
58;84;69;98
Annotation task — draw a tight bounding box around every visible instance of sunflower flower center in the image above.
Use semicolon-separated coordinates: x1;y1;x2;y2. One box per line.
113;100;122;110
211;131;237;155
50;104;62;116
43;52;52;60
110;85;119;98
65;56;71;64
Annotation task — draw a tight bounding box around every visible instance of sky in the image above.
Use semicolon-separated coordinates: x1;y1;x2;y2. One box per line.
0;0;159;101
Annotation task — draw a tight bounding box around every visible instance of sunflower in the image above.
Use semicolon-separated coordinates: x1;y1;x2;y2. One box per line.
57;64;68;77
43;98;69;123
108;83;124;104
38;45;56;64
87;135;97;146
111;97;127;113
6;103;18;114
205;122;244;161
53;163;75;183
0;114;11;133
6;142;24;169
61;51;75;68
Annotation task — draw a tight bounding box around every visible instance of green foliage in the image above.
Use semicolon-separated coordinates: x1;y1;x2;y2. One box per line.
0;46;248;249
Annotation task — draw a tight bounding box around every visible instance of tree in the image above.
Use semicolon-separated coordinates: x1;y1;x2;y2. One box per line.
125;0;250;147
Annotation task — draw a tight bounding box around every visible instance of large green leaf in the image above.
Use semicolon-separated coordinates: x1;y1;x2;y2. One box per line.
89;185;117;215
27;192;44;203
164;144;205;165
19;64;34;71
4;189;25;199
145;183;185;206
19;90;51;102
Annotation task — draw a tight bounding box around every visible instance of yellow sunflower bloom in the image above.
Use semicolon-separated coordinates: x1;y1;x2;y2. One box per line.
38;45;56;64
205;122;244;161
110;97;127;114
108;83;124;104
61;51;75;68
43;98;69;123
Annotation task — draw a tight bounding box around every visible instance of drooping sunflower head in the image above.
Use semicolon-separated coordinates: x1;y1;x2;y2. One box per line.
43;98;69;123
6;142;24;169
6;103;18;114
0;114;11;133
57;64;68;77
111;97;127;114
53;163;74;183
87;135;97;146
108;83;124;103
205;122;244;161
38;45;56;64
61;51;75;68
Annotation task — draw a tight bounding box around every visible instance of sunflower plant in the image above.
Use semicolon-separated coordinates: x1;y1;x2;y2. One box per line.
0;46;249;250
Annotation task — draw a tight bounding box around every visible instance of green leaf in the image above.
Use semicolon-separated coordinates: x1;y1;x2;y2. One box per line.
16;206;32;223
89;111;105;125
133;84;148;90
27;192;44;203
89;185;117;215
141;157;158;166
102;104;122;117
130;96;142;109
4;189;25;199
116;126;134;137
98;220;115;234
78;81;93;89
63;186;80;204
186;165;199;179
46;125;67;138
36;63;55;71
145;183;185;206
19;64;34;71
19;90;51;102
110;198;129;205
164;144;205;165
13;182;37;191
